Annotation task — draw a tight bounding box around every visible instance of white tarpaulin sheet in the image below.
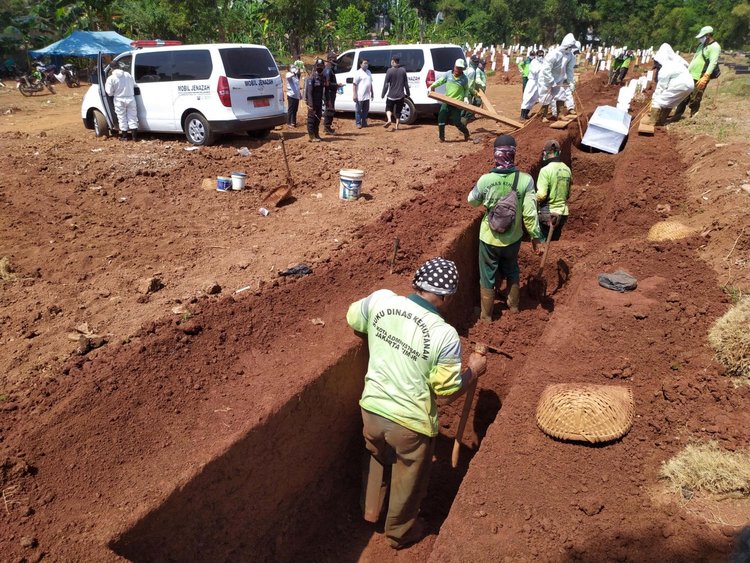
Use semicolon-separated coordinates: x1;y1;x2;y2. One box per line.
581;105;632;154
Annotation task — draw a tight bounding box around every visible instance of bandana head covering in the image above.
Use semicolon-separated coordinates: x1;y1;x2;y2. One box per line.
412;257;459;296
494;134;517;169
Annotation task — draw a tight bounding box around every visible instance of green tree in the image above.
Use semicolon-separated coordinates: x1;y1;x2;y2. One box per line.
336;4;367;48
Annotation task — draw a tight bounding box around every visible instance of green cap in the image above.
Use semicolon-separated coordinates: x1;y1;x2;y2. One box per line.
695;25;713;38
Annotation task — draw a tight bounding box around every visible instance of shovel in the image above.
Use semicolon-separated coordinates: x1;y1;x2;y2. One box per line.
263;132;294;207
527;217;556;301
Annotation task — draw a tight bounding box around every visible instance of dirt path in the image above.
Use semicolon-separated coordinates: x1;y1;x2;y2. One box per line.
1;69;748;562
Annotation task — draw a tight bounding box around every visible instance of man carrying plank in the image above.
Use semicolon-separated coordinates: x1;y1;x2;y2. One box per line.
429;58;471;142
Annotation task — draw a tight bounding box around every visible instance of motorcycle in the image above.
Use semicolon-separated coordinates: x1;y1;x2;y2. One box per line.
16;71;56;96
59;64;80;88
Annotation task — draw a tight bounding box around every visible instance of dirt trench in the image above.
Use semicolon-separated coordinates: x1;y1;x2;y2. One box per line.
4;75;745;562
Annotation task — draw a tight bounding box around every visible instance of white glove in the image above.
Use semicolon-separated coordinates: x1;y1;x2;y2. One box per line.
570;81;576;93
464;97;470;104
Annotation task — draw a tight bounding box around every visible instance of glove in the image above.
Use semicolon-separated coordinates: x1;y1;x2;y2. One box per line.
570;81;576;93
696;73;710;91
464;97;470;104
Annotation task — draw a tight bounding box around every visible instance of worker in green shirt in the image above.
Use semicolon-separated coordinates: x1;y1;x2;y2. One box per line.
536;139;572;242
608;52;625;86
347;257;487;549
461;54;486;124
613;50;635;85
518;55;531;94
429;58;471;142
468;134;543;321
672;25;721;120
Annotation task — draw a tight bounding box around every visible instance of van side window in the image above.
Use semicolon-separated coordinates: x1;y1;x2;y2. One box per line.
113;55;132;75
337;52;355;73
171;50;213;81
135;51;172;82
400;50;425;73
365;49;391;74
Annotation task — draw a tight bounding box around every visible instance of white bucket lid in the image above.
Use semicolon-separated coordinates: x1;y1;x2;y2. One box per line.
340;168;365;178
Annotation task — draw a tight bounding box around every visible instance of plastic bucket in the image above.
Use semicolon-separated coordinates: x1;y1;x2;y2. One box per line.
339;169;365;201
231;172;247;191
217;176;232;192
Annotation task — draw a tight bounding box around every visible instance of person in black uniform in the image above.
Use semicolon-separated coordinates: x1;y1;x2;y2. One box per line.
306;58;325;142
322;53;343;135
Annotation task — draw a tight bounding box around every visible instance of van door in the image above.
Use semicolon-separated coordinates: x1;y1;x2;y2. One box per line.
365;49;392;113
96;51;116;130
396;48;426;102
133;50;176;131
170;49;213;125
335;51;356;112
218;46;284;121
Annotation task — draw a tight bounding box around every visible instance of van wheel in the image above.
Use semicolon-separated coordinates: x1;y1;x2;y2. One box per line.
93;110;110;137
185;112;215;146
247;128;271;139
399;98;417;125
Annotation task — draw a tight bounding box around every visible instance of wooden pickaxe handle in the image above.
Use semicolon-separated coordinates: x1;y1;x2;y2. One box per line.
451;343;485;468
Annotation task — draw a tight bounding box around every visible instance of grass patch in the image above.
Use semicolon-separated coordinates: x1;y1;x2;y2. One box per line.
709;297;750;380
0;256;17;282
661;441;750;496
723;285;746;304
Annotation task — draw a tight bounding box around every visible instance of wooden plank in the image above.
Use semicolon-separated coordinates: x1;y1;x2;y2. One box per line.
477;90;497;115
428;91;523;129
638;122;655;135
549;120;570;129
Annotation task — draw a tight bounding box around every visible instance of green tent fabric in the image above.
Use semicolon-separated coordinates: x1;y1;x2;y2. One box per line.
29;30;133;58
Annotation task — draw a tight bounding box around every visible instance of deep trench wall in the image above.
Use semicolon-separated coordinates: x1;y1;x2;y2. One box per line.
110;119;577;562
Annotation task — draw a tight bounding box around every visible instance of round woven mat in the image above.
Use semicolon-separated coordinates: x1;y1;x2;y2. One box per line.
647;221;696;241
536;384;634;443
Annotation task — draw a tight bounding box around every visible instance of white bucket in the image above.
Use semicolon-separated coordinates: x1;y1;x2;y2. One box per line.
339;168;364;201
231;172;247;191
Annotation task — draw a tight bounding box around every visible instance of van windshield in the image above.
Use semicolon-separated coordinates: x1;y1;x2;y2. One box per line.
219;47;279;79
430;47;465;72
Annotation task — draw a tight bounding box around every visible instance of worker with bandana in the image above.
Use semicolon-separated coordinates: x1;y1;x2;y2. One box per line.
468;135;543;321
429;58;471;142
347;257;487;549
672;25;721;120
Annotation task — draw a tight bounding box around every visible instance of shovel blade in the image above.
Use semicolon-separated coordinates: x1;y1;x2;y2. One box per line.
264;186;293;207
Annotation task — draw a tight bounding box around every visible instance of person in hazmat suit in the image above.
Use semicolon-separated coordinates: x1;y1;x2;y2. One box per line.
519;49;545;120
643;43;694;127
538;33;578;122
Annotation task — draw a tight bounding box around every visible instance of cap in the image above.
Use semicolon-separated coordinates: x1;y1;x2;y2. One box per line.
537;49;545;56
696;25;713;38
314;58;325;66
543;139;561;152
412;257;459;296
494;134;516;148
470;54;480;63
455;58;466;69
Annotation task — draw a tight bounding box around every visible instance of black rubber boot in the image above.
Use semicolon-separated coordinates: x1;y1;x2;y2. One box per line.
130;129;138;142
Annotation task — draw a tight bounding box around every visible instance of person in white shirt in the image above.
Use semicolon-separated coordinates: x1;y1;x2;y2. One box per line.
285;64;301;128
104;61;138;141
353;58;374;128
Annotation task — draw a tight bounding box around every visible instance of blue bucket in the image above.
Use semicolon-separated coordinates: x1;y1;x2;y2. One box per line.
217;176;232;192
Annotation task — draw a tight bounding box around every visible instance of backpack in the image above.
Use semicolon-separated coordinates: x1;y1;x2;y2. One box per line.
701;49;720;79
487;171;521;233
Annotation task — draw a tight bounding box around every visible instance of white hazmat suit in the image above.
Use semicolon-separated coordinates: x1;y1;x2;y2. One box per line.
651;45;694;109
521;56;545;110
539;33;577;106
104;68;138;132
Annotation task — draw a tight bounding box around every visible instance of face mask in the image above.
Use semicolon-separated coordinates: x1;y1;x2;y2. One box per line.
362;63;368;70
699;36;707;45
537;56;544;61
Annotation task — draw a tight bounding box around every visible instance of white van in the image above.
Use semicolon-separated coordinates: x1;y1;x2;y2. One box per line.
333;44;465;124
81;44;286;145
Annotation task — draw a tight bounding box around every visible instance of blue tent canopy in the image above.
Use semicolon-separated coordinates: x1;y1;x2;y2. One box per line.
29;30;134;58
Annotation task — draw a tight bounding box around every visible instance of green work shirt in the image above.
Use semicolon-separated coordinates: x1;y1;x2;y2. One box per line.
518;60;531;78
431;72;469;101
621;55;634;69
468;168;542;247
537;161;572;216
688;41;721;80
475;68;487;92
347;290;463;437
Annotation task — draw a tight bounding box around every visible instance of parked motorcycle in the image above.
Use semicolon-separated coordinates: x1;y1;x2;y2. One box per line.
59;64;80;88
16;71;56;96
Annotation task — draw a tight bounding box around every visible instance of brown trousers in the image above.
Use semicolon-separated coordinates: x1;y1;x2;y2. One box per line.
361;408;435;547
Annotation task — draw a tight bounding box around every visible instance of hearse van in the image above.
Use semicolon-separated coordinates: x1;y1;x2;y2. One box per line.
81;43;286;145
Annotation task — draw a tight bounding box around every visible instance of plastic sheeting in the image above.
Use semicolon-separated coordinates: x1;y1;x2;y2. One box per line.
29;31;133;58
581;105;632;154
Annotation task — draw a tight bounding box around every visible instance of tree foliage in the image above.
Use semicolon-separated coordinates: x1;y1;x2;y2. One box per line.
1;0;747;60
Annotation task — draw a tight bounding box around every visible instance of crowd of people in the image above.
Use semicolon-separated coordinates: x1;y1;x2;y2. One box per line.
342;22;722;551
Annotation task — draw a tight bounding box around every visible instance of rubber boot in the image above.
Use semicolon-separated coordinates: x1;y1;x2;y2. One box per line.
656;108;671;126
130;129;138;142
567;107;577;116
641;107;657;126
479;287;494;322
507;282;520;313
539;105;550;123
438;124;446;142
308;133;320;142
119;132;128;141
556;100;566;118
520;108;529;120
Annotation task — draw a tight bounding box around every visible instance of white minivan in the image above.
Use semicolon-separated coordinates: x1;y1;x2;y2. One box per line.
333;44;466;124
81;43;286;145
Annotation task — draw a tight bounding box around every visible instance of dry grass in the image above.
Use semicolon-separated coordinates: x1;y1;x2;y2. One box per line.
0;256;17;282
709;297;750;380
661;441;750;496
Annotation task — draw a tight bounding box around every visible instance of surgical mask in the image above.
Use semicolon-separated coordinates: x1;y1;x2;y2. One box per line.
537;56;544;61
362;63;368;70
699;36;707;45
